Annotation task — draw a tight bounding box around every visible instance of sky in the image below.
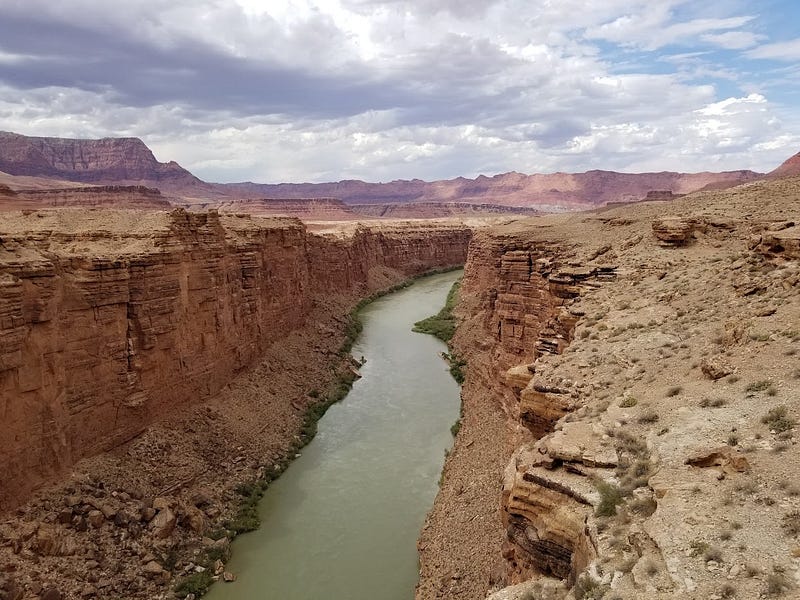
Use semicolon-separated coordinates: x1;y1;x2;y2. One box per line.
1;0;800;183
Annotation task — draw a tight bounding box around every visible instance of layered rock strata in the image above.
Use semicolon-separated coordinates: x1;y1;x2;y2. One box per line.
421;176;800;600
0;209;471;510
0;185;172;210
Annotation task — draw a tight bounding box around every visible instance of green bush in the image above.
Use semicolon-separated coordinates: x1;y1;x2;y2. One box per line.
174;570;214;597
413;280;461;343
762;405;796;432
595;480;623;517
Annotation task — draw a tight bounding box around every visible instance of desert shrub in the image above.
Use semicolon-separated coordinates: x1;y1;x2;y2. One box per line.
573;575;609;600
766;571;790;596
762;406;796;432
746;380;772;393
782;511;800;536
595;481;623;517
704;545;723;563
174;571;214;597
619;396;638;408
637;409;659;424
689;540;709;557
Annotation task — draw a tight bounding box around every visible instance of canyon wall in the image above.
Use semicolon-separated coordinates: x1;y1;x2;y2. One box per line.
0;185;173;210
423;177;800;600
0;209;471;510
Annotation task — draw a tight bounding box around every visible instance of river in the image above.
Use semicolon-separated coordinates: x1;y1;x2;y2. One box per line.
204;270;463;600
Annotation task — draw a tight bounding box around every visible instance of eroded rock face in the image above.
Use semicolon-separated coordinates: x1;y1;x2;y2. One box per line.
756;224;800;259
0;209;471;510
0;186;172;210
651;218;704;246
0;132;200;187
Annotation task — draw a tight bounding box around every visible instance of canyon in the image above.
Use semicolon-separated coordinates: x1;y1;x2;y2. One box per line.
0;209;470;599
0;132;799;600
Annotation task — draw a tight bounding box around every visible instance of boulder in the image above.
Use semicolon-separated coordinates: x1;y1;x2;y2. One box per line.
652;218;703;246
87;511;104;529
142;561;164;579
149;508;177;539
700;357;733;380
685;447;750;473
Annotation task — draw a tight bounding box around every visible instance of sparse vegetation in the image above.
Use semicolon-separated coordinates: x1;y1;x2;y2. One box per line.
761;405;796;432
573;574;609;600
700;397;726;408
619;396;638;408
766;571;791;596
413;278;468;384
174;570;214;598
689;540;709;557
781;511;800;536
413;279;461;343
637;409;659;424
746;380;772;393
595;480;624;517
704;545;723;563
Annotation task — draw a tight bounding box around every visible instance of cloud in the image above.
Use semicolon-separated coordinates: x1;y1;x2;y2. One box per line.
746;38;800;61
587;10;756;51
0;0;797;182
700;30;763;50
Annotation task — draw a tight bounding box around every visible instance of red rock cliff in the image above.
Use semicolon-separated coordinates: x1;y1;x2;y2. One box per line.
0;209;471;509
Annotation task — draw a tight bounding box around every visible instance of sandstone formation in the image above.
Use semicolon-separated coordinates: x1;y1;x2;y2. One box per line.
0;185;172;210
651;217;705;246
349;202;542;218
0;210;471;510
185;197;356;220
418;176;800;600
0;132;208;193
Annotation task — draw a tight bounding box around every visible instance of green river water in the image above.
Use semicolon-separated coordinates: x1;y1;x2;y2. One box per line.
204;270;463;600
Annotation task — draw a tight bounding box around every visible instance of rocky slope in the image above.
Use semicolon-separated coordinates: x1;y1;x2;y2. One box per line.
768;152;800;179
419;177;800;600
0;210;470;599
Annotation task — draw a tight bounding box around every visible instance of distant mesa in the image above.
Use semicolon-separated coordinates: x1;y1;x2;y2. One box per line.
643;190;685;201
1;131;798;213
0;131;209;194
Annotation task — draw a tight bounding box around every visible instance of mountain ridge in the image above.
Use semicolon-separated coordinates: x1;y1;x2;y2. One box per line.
0;131;787;209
